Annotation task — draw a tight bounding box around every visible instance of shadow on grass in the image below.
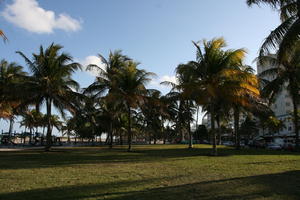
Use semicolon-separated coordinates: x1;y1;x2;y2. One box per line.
1;170;300;200
0;146;299;170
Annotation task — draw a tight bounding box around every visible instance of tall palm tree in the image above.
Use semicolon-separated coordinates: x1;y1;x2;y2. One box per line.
114;61;154;151
17;44;81;151
258;44;300;148
247;0;300;60
185;38;260;155
85;50;130;148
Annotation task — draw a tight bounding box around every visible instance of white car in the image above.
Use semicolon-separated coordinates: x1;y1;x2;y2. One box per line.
222;141;234;146
266;143;282;150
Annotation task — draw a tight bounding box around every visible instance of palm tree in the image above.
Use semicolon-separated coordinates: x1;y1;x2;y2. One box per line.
163;91;188;143
227;65;261;149
265;116;286;134
164;63;197;148
20;110;39;143
246;0;300;60
17;44;81;151
0;60;27;139
114;61;154;151
142;90;169;144
185;38;259;155
85;51;154;151
258;44;300;148
85;50;131;148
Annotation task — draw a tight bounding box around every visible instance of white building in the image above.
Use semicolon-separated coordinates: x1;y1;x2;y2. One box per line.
257;56;295;138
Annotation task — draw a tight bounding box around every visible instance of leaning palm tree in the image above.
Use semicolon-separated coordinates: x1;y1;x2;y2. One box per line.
258;43;300;149
17;44;81;151
247;0;300;61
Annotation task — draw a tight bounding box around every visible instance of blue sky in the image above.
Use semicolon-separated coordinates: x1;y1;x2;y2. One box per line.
0;0;280;133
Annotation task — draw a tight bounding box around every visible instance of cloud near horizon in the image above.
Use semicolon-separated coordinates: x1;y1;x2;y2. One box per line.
1;0;82;34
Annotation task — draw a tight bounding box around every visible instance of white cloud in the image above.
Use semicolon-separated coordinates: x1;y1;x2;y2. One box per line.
149;75;177;92
1;0;81;33
160;75;177;84
81;55;106;76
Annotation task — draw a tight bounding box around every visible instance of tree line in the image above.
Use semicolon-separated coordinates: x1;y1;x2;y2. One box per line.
1;0;300;154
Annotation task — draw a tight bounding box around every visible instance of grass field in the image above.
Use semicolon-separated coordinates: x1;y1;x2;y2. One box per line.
0;145;300;200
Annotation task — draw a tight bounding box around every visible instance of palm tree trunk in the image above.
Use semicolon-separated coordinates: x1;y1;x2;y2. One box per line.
188;120;193;148
119;131;123;145
105;133;109;144
196;105;199;129
23;134;26;144
161;120;166;145
234;107;240;150
29;128;32;144
45;99;53;151
187;101;193;149
68;133;70;143
292;96;300;149
8;118;14;142
211;109;217;156
216;115;221;145
127;106;132;152
109;122;113;148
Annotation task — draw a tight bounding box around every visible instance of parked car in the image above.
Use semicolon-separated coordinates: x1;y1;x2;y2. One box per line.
222;141;234;146
202;140;210;144
283;143;296;151
266;143;282;150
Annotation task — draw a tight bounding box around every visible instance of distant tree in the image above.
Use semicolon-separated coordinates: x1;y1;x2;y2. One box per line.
194;125;209;141
265;116;286;135
239;116;259;142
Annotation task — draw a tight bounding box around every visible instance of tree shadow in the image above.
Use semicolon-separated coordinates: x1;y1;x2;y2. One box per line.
0;146;299;170
1;171;299;200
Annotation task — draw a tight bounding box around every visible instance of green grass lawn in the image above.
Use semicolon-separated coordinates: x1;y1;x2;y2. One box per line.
0;145;300;200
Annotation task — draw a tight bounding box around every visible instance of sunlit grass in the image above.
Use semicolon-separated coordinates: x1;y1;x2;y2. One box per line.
0;145;300;200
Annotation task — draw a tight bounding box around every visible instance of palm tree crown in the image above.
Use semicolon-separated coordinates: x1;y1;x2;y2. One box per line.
247;0;300;60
